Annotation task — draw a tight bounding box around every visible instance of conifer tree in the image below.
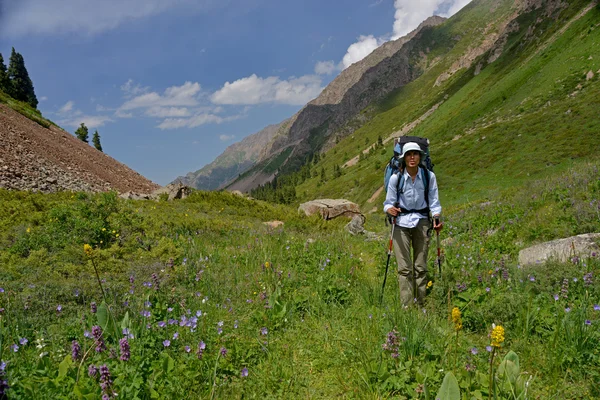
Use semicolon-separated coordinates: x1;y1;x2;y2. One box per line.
0;53;9;94
75;123;89;143
7;48;38;109
92;130;103;152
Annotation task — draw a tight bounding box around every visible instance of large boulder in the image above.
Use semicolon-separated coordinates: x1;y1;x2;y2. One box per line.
518;233;600;265
151;183;192;201
298;199;362;220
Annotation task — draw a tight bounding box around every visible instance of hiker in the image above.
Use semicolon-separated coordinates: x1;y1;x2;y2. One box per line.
383;142;442;306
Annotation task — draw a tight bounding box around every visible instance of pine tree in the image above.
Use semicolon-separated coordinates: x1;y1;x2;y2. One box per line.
0;52;9;94
7;48;38;109
92;130;103;152
75;123;89;143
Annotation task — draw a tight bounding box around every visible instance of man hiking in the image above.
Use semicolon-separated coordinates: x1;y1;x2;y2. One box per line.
383;142;442;307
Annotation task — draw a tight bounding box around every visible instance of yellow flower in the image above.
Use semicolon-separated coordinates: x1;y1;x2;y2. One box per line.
491;324;505;347
26;227;31;233
102;228;106;232
115;233;120;237
265;262;270;269
427;281;433;288
84;244;93;256
451;307;462;331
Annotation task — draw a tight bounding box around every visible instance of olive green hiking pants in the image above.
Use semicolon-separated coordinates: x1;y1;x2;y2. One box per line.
392;218;431;306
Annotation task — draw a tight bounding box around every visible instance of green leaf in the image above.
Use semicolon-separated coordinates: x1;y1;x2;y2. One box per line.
97;301;109;331
162;353;174;374
121;311;130;331
58;354;73;378
503;350;520;370
435;371;461;400
497;359;519;384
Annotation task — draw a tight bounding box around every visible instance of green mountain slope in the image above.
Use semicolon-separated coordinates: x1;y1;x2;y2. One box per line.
287;0;600;210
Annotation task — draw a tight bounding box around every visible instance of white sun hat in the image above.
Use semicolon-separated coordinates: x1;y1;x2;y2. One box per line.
400;142;423;158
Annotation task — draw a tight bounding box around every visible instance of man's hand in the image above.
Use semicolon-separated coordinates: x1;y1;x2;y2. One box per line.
386;206;402;217
433;216;443;232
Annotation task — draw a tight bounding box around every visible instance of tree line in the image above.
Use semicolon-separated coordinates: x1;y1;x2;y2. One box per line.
0;47;38;109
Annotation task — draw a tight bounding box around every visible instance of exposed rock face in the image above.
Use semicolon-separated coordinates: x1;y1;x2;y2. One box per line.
151;183;192;201
298;199;363;220
518;233;600;265
0;104;159;194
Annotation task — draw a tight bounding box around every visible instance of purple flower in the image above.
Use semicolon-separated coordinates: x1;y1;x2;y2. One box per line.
88;364;98;378
220;347;227;357
471;347;478;355
129;275;135;284
11;344;18;352
99;364;112;396
585;320;592;326
84;330;92;338
140;310;151;318
196;310;202;317
486;346;493;352
553;294;559;301
92;325;106;352
168;319;178;325
173;332;179;340
184;346;191;353
217;327;223;335
163;340;171;347
0;288;3;293
71;341;81;361
260;327;268;335
119;338;130;361
19;338;28;346
241;367;249;377
529;276;535;282
217;321;224;327
485;287;490;292
565;307;571;313
197;341;206;359
91;302;97;314
594;304;600;311
158;321;166;328
167;307;173;312
57;305;62;312
234;320;238;329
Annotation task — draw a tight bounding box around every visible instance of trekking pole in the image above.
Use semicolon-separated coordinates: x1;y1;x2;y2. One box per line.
435;218;442;277
380;216;396;305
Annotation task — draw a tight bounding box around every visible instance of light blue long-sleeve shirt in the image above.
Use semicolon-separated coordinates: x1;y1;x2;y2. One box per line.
383;167;442;228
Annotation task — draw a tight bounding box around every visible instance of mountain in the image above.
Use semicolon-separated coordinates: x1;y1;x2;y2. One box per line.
0;101;159;193
176;16;447;191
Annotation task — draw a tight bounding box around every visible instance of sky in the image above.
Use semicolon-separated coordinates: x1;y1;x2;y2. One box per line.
0;0;472;185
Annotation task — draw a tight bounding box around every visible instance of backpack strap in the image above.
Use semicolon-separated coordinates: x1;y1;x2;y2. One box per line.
396;167;431;211
421;167;430;209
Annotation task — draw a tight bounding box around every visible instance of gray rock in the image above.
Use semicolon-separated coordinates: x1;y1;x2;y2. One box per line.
298;199;362;220
345;214;366;235
518;233;600;265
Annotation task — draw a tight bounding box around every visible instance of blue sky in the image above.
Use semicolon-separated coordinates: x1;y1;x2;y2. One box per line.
0;0;471;185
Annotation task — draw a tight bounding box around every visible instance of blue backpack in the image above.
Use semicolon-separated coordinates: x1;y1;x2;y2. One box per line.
383;136;434;210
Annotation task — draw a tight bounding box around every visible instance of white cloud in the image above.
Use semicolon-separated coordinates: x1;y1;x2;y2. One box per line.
145;106;191;118
0;0;204;36
58;100;75;114
119;81;201;112
443;0;472;17
369;0;384;7
59;115;113;129
121;79;150;98
315;61;339;75
211;74;323;106
341;35;383;69
219;134;235;141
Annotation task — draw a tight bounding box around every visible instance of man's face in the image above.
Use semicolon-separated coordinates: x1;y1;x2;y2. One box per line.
404;150;421;168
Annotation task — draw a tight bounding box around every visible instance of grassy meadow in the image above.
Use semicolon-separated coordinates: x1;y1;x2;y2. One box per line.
0;159;599;399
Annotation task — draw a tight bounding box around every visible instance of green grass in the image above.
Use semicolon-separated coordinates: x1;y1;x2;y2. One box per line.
0;89;56;129
0;158;599;398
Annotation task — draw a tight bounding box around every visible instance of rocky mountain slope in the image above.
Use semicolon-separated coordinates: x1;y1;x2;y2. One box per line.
176;16;446;192
0;103;159;193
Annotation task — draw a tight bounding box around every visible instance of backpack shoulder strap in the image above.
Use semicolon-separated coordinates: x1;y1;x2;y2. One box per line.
421;167;430;208
395;169;405;206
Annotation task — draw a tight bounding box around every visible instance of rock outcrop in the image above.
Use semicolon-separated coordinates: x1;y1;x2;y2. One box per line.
298;199;363;220
518;233;600;265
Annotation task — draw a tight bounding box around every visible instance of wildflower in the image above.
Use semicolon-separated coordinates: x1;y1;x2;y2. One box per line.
490;325;505;348
88;364;98;378
583;272;593;287
261;327;268;335
241;367;249;378
217;321;224;327
158;321;166;328
585;320;592;326
594;304;600;311
84;244;93;256
122;328;133;339
92;325;106;352
197;341;206;359
152;273;160;290
84;330;92;339
0;288;3;293
129;275;135;284
173;332;179;340
163;340;170;347
19;338;28;346
465;362;476;372
486;346;493;352
471;347;478;355
560;278;569;299
529;275;535;282
451;307;462;331
184;346;191;353
91;302;97;313
57;305;62;312
220;347;228;357
553;294;559;301
71;341;81;361
217;328;223;335
119;338;130;361
565;307;571;313
11;344;18;352
234;320;238;329
486;287;490;292
99;364;113;397
140;310;151;318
